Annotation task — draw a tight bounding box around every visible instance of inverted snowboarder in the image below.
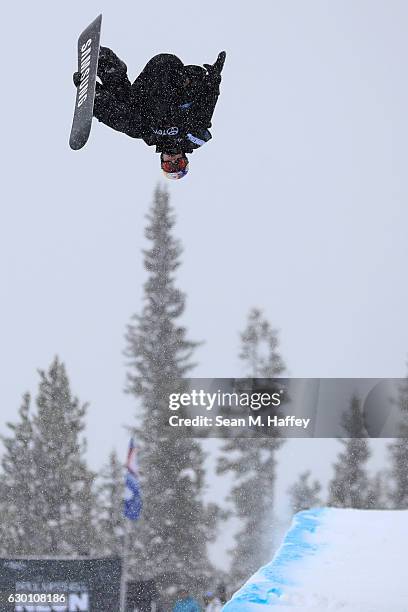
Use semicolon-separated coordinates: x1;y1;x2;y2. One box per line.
73;46;226;179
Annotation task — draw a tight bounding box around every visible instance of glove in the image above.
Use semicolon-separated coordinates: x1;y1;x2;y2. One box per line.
204;51;226;81
73;71;81;87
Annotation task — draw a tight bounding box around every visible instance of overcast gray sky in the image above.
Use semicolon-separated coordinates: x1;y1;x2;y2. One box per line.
1;0;407;568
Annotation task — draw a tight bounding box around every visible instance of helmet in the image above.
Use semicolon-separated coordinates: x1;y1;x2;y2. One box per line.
161;153;189;180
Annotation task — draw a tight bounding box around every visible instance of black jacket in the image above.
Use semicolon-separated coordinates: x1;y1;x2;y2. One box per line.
93;48;223;153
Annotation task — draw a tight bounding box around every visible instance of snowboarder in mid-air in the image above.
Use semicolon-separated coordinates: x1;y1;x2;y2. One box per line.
73;47;226;179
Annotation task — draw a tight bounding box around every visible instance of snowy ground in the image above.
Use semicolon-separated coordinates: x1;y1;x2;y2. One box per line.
223;508;408;611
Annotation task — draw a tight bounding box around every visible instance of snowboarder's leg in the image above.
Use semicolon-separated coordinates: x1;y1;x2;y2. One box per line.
97;46;132;101
137;53;184;80
132;53;185;99
98;46;128;82
84;46;142;137
93;84;142;138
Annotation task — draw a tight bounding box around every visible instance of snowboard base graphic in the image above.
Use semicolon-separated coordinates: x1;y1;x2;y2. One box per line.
69;14;102;150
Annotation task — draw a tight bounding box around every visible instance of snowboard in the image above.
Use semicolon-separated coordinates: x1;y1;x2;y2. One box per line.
69;14;102;150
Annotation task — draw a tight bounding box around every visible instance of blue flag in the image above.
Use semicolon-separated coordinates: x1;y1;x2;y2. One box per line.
123;438;142;521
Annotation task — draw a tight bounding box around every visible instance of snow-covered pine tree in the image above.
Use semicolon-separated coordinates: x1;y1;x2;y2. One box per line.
288;470;322;514
217;308;286;590
366;472;386;509
328;395;373;508
388;369;408;508
31;357;99;555
239;308;286;377
0;393;38;555
125;185;216;592
97;450;126;556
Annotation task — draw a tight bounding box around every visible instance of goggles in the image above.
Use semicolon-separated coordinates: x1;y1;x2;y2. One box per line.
161;156;188;174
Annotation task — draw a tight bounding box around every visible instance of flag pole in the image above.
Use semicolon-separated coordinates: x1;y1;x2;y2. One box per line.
121;437;142;611
119;519;129;612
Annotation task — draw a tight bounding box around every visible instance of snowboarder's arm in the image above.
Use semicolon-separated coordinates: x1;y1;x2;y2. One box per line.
189;52;226;130
196;80;220;127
